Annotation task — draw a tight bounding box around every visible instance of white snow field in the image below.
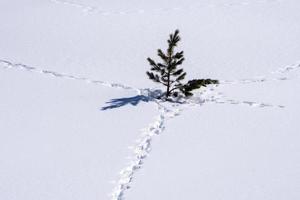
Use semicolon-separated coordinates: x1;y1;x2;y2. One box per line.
0;0;300;199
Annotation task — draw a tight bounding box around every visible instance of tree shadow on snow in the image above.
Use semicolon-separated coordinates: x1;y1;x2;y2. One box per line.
101;95;151;110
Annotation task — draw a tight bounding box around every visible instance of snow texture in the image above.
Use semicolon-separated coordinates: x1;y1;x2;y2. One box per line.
0;0;300;200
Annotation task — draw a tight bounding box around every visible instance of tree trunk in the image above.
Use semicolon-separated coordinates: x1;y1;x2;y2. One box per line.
166;71;170;97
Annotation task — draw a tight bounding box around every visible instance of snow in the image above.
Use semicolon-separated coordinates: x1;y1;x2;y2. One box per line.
0;0;300;199
0;64;157;199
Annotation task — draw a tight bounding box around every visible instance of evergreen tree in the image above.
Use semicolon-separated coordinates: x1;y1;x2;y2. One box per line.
146;29;219;98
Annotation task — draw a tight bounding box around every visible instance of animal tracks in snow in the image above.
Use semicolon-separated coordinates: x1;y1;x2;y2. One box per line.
272;61;300;74
110;101;183;200
1;58;298;200
49;0;282;16
0;59;137;92
200;91;285;109
220;61;300;85
220;76;289;85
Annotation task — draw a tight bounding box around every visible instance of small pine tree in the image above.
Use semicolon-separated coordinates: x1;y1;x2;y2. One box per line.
146;29;219;98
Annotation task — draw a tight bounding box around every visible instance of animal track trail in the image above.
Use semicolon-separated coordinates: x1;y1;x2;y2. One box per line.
49;0;282;16
219;61;300;86
108;84;285;200
0;59;138;92
272;62;300;74
213;61;300;110
213;96;285;109
110;100;183;200
109;86;285;200
188;88;285;109
1;57;292;200
0;59;182;199
219;76;289;85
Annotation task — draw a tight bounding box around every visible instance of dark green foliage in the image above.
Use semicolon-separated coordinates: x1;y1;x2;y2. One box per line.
146;29;219;98
180;79;219;96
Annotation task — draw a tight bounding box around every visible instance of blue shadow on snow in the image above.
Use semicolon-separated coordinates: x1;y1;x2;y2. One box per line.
101;95;151;110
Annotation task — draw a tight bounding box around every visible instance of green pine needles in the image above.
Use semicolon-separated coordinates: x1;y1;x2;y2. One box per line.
146;29;219;99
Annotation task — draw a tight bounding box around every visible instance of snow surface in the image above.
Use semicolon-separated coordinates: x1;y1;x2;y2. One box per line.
0;0;300;199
